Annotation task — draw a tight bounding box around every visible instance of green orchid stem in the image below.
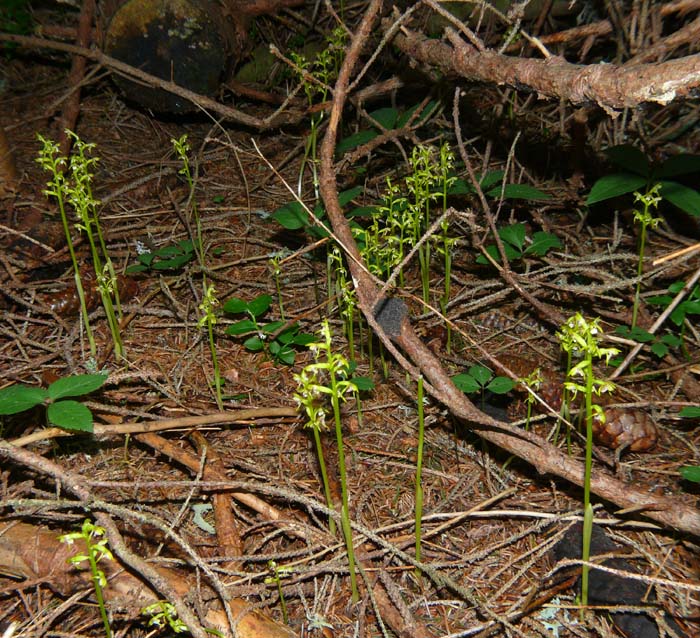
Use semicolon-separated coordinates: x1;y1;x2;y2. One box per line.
329;372;358;603
580;350;594;616
415;375;425;576
312;426;336;537
86;544;112;638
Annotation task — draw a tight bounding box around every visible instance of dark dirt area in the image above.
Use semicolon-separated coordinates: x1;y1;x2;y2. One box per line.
0;1;699;637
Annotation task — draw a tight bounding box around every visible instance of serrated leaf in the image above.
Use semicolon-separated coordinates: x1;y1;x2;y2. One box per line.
604;145;650;176
586;173;647;205
271;201;309;230
679;465;700;482
335;129;378;156
0;385;48;414
661;333;682;347
659;180;700;217
487;376;515;394
367;106;399;130
525;231;562;256
679;407;700;418
247;294;272;317
499;223;527;251
225;319;258;335
452;373;481;394
48;374;108;401
47;400;94;432
222;298;249;314
656;154;700;179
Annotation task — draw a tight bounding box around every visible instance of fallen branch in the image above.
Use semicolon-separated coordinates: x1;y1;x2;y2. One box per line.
318;0;700;538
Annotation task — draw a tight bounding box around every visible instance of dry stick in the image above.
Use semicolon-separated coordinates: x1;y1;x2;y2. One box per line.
0;440;213;638
610;264;700;379
318;5;700;538
0;33;300;130
57;0;94;159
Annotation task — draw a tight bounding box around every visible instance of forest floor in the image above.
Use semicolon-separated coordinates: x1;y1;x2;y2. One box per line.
1;12;699;638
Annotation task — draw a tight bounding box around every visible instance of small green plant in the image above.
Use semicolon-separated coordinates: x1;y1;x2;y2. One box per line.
293;320;359;602
629;185;663;328
198;283;223;409
60;519;115;638
557;314;619;614
141;600;189;633
476;222;561;265
586;144;700;218
269;249;292;321
224;294;314;365
452;365;515;408
414;375;425;574
265;561;292;624
291;26;347;199
519;366;544;432
37;132;123;359
0;373;108;432
335;101;440;156
126;239;196;273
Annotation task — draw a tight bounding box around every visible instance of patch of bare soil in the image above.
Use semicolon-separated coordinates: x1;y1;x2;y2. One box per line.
1;3;699;638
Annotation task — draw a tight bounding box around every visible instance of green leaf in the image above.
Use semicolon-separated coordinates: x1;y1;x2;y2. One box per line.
347;205;378;218
274;346;296;365
469;365;492;387
499;223;527;251
291;333;316;346
338;186;363;207
48;374;108;401
476;242;521;265
661;333;682;347
646;294;673;307
480;170;505;190
336;129;378;156
659;180;700;217
604;145;650;176
271;201;309;230
487;376;515;394
152;254;192;270
367;106;399;130
452;373;481;394
351;376;375;391
243;335;264;351
656;154;700;179
492;184;551;201
679;465;700;483
679;407;700;418
222;298;249;314
225;319;257;335
47;400;94;432
616;325;654;342
247;294;272;318
0;385;48;414
650;342;669;358
586;173;647;205
396;100;438;128
262;320;286;335
525;231;562;256
447;178;474;195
